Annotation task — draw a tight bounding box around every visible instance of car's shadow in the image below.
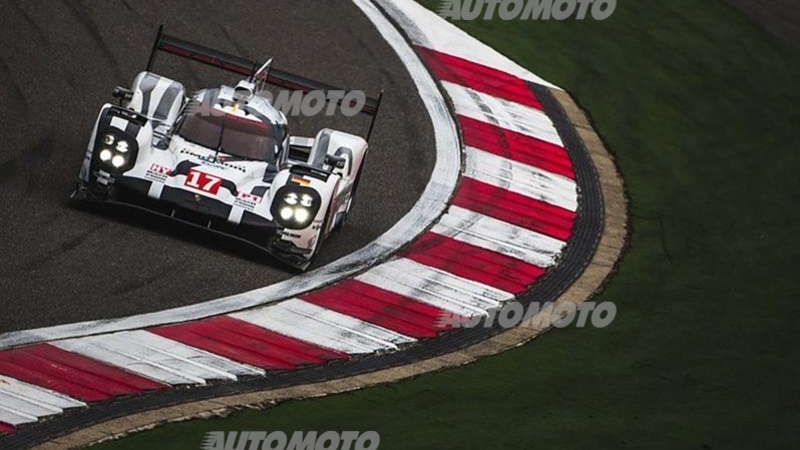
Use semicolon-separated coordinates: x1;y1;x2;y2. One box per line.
66;196;304;274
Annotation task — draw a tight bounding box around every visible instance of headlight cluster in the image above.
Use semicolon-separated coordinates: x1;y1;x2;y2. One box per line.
271;186;321;230
94;129;137;172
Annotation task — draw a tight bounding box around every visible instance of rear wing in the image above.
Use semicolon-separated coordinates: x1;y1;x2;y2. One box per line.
145;25;383;141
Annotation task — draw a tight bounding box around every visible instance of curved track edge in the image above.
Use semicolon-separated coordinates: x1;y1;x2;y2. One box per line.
0;3;460;349
28;86;627;450
1;1;628;448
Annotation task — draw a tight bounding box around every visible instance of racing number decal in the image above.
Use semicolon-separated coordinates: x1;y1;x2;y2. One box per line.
185;169;222;195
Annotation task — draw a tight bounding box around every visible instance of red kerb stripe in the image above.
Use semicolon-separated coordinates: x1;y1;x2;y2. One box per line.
415;46;544;110
452;178;575;241
151;316;346;370
459;116;574;179
403;232;545;294
0;344;166;401
302;280;458;338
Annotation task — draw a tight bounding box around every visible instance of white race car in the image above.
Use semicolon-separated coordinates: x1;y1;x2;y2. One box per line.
73;28;382;271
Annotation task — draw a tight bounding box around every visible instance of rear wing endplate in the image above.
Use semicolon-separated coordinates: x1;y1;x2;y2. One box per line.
146;25;383;141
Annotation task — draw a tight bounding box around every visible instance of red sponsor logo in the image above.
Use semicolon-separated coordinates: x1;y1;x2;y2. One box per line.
237;192;262;203
149;164;172;175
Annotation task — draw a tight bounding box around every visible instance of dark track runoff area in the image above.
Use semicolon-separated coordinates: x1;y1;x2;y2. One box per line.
0;0;436;333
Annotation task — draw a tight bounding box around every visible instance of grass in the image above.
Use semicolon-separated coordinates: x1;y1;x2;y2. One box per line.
92;1;800;449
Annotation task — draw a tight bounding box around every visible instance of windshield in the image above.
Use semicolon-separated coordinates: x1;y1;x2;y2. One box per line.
178;105;283;162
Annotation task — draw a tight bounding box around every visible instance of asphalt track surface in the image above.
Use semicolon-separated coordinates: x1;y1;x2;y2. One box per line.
0;0;436;333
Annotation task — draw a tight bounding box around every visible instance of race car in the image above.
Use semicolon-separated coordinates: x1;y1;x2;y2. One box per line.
72;27;382;270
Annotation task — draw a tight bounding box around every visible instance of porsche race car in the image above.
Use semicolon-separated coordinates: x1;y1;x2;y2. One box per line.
73;28;382;270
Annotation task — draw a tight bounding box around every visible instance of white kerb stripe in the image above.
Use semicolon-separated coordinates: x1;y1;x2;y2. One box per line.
432;206;566;268
54;330;263;386
442;81;563;146
0;406;37;426
358;258;513;317
0;392;61;419
231;299;415;355
465;147;578;212
0;375;85;411
0;375;86;425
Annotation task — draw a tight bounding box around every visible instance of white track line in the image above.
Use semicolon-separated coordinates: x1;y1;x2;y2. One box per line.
0;0;460;350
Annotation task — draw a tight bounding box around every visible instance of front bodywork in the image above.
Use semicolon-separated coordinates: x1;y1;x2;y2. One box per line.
76;71;369;270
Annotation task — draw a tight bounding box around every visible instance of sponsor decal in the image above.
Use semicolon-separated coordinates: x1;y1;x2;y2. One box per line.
179;149;247;173
145;163;171;183
234;192;263;211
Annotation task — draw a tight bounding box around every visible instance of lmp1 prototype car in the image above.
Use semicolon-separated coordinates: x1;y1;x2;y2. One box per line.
73;28;382;270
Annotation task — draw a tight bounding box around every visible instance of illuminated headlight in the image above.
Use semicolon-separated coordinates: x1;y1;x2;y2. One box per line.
111;155;126;168
271;186;321;230
293;208;310;224
94;128;138;173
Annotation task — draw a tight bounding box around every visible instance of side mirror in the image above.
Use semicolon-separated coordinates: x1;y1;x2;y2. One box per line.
112;86;133;105
325;154;346;169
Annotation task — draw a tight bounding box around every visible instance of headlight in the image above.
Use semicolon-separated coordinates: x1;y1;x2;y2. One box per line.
93;128;138;173
271;186;322;229
111;155;127;168
293;208;310;224
279;207;294;220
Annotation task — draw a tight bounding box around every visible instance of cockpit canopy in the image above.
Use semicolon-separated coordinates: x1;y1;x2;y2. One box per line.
177;98;286;162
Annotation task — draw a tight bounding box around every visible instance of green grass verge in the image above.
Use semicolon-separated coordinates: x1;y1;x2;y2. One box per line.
93;1;800;449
